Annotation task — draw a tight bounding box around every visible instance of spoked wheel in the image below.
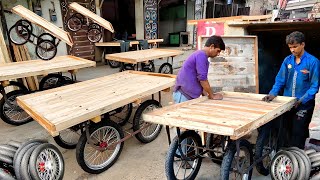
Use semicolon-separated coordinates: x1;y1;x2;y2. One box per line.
29;143;65;180
270;150;299;180
133;100;162;143
0;90;32;125
76;120;124;174
206;134;227;164
1;81;29;97
159;63;173;74
53;126;81;149
39;74;73;91
88;23;101;29
87;28;102;43
106;103;133;126
67;13;83;32
119;63;136;72
220;139;253;180
36;40;57;60
165;130;202;180
107;60;121;68
9;22;31;45
141;61;155;72
37;33;56;44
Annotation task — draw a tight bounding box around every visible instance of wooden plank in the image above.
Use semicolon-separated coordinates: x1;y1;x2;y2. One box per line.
105;48;184;64
95;41;139;47
11;5;73;46
0;28;11;63
0;55;95;81
147;39;163;44
17;71;175;135
187;15;272;25
69;2;114;33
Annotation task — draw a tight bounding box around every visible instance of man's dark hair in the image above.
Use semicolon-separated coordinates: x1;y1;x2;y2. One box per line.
286;31;305;44
205;35;225;50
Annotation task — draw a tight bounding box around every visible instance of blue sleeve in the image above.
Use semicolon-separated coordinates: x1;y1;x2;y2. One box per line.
195;53;209;81
269;59;288;96
299;59;320;104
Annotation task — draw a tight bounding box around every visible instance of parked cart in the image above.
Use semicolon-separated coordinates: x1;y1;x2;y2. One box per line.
17;71;175;174
143;91;296;180
0;55;95;125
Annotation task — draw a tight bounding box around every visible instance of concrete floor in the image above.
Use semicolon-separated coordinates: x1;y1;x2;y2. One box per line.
0;51;271;179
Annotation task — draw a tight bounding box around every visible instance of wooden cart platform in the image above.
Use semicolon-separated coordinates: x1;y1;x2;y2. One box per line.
95;41;140;47
143;91;296;140
17;71;175;136
11;5;73;46
105;48;184;64
69;2;114;33
0;55;95;82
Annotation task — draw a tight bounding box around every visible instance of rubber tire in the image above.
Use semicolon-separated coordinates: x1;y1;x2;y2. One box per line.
9;23;30;45
310;155;320;163
220;139;253;180
107;60;121;68
310;172;320;180
159;63;173;74
312;160;320;168
67;14;83;32
39;74;70;91
76;120;124;174
35;39;57;60
0;145;17;152
205;133;225;164
0;168;15;180
309;152;320;159
29;143;65;180
107;103;133;126
133;100;162;143
290;151;306;180
7;141;21;149
6;81;29;93
286;147;311;180
305;149;316;155
53;129;80;149
270;150;299;180
0;90;32;125
0;154;13;165
165;130;202;180
20;145;38;180
0;148;15;158
87;28;102;43
37;33;55;44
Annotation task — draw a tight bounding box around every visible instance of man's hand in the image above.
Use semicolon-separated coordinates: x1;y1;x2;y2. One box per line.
209;93;223;100
262;95;276;102
294;100;301;109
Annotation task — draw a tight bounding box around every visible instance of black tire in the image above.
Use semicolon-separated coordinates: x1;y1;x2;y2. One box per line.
220;139;253;180
309;152;320;159
87;28;102;43
0;145;17;154
5;81;29;94
76;120;124;174
141;61;155;72
67;13;83;32
120;63;136;72
0;154;12;165
35;39;57;60
205;134;226;164
286;147;311;179
305;149;316;155
159;63;173;74
20;145;38;180
312;160;320;168
107;60;121;68
53;127;81;149
290;151;306;180
310;155;320;163
270;150;299;180
88;23;101;29
37;33;55;44
107;103;133;126
165;130;202;180
133;100;162;143
310;171;320;180
29;143;65;180
0;149;15;158
16;20;33;32
39;74;72;91
0;90;32;125
0;168;15;180
6;141;21;149
9;22;30;45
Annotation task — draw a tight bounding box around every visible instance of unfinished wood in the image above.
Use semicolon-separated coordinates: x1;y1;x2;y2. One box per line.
188;14;273;25
17;71;175;136
147;39;164;44
105;48;184;64
0;28;11;63
11;5;73;46
95;41;139;47
143;91;296;140
69;2;114;33
0;55;95;81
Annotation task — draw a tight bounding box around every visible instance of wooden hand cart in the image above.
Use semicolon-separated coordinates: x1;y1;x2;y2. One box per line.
9;5;73;60
143;91;296;179
17;71;175;174
105;48;183;73
0;55;95;126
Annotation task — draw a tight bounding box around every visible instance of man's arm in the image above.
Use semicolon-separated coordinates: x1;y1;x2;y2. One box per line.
200;80;222;100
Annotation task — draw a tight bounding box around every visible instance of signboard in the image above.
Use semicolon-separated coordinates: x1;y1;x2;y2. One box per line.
197;21;224;37
144;0;158;39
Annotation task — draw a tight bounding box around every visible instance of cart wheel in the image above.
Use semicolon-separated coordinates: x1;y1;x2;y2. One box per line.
0;148;15;159
0;154;12;165
37;33;56;44
310;171;320;180
270;150;299;180
141;61;155;72
0;145;17;152
120;63;136;72
291;151;307;180
88;23;101;29
165;130;202;180
133;100;162;143
220;139;253;180
0;81;29;99
53;127;81;149
6;141;22;149
16;20;33;32
159;63;173;74
106;103;133;126
67;13;83;32
286;147;311;179
76;120;124;174
0;90;32;125
87;28;102;43
20;145;38;180
0;168;15;180
107;60;121;68
39;74;73;91
206;134;227;164
36;39;57;60
305;149;316;155
29;143;65;180
9;23;30;45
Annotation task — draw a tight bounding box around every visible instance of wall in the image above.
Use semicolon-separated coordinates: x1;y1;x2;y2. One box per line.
2;0;67;59
135;0;144;39
186;0;195;46
246;0;278;15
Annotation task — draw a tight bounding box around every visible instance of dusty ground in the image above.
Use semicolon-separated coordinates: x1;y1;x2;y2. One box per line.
0;49;271;179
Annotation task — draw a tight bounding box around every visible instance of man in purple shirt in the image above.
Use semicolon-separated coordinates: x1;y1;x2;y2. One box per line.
173;35;225;103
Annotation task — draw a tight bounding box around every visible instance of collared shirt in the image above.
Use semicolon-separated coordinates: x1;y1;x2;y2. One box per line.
269;51;320;109
174;50;209;99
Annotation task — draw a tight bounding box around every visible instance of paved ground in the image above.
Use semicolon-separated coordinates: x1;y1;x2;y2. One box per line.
0;49;273;179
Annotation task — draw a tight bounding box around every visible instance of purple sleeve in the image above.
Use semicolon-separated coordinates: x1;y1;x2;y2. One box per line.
195;53;209;81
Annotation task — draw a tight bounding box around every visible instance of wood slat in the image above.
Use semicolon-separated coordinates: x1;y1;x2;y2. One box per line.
143;92;296;140
11;5;73;46
0;55;95;81
105;48;184;64
95;41;139;47
69;2;114;33
17;71;175;136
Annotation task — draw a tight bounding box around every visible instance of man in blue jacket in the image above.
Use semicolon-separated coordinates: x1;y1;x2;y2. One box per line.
263;31;320;149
